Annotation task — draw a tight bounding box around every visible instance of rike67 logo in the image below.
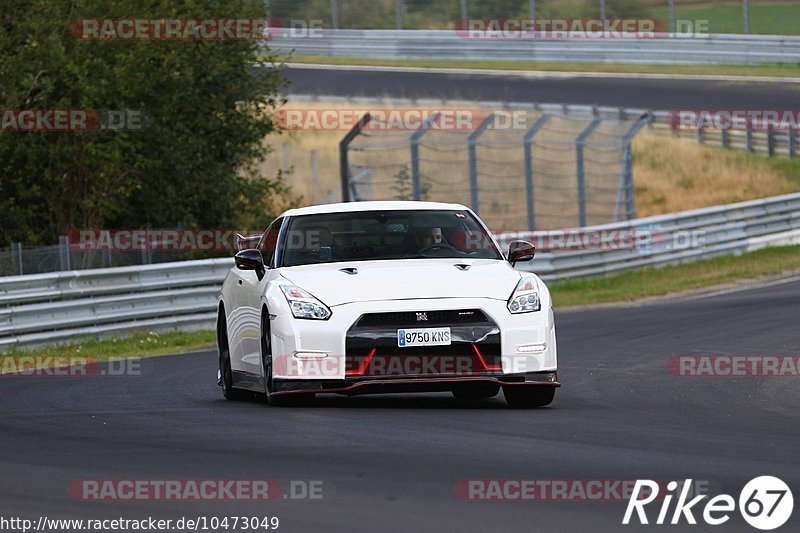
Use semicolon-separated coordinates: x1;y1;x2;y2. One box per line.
624;477;793;530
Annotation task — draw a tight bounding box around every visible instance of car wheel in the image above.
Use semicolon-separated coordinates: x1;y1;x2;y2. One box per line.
503;386;555;408
218;313;250;401
261;309;315;407
451;384;500;400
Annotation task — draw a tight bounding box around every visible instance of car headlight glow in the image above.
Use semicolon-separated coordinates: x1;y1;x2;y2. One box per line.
280;284;332;320
507;276;542;313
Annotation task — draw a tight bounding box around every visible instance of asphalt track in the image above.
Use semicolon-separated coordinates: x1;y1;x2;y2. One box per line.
284;65;800;109
1;277;799;532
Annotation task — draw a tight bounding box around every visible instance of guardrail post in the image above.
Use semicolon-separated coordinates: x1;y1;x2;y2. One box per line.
59;235;71;271
697;125;705;145
339;113;372;203
721;128;730;149
467;113;496;216
767;126;775;157
575;118;603;227
523;114;552;230
11;242;22;275
410;112;440;201
790;129;797;160
746;120;754;153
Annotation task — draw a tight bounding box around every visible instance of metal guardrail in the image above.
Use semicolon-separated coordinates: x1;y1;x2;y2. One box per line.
269;30;800;65
2;193;800;349
0;259;232;349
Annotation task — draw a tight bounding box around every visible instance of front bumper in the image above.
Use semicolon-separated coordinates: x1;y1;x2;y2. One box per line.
271;371;560;396
269;297;557;381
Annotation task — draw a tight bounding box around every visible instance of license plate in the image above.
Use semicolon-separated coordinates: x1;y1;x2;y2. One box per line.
397;327;451;347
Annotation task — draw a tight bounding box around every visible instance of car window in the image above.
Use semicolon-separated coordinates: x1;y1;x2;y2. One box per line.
281;210;502;267
258;217;283;267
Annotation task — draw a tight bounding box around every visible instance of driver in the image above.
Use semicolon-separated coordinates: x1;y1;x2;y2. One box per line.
415;226;443;249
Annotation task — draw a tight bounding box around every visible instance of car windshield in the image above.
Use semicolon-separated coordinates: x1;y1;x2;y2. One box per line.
280;209;503;267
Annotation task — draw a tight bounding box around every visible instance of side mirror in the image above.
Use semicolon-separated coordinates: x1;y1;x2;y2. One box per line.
234;249;266;280
508;240;535;266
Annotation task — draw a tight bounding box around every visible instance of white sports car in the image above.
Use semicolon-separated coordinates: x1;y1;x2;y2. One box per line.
217;201;558;407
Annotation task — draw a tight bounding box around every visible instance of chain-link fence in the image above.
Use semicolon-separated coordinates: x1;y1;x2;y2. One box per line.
0;239;215;277
342;106;649;231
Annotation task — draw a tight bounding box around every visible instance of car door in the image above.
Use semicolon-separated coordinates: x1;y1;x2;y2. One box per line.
236;217;283;380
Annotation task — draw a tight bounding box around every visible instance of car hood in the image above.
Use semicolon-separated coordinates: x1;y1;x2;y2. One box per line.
278;259;521;306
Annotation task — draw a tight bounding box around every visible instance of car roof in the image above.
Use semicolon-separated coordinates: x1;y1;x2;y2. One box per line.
279;200;470;218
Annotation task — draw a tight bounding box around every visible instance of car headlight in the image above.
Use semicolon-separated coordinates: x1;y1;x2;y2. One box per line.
507;276;541;313
280;284;332;320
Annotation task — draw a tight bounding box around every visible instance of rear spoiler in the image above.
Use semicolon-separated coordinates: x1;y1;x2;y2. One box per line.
236;233;262;251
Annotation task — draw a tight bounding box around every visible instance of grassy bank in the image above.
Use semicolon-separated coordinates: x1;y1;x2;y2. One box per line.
651;2;800;36
1;330;216;365
550;245;800;307
285;56;800;79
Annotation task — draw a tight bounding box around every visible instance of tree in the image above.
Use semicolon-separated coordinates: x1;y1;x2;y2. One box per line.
0;0;291;247
391;165;430;200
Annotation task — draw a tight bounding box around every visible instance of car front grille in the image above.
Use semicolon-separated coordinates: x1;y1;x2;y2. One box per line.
345;309;501;378
353;309;489;328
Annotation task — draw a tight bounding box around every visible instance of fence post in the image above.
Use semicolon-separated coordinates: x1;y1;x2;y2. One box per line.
767;126;775;157
310;150;319;203
339;113;372;202
467;113;496;216
615;114;650;222
395;0;403;29
410;112;440;201
331;0;339;29
697;125;705;144
790;129;797;160
12;242;23;275
746;120;754;152
575;118;603;227
59;235;71;271
104;230;113;268
669;0;676;33
721;128;730;149
523;114;551;231
743;0;750;34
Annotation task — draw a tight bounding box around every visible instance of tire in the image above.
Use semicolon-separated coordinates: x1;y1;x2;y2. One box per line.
452;384;500;400
503;386;555;408
261;309;315;407
218;311;250;401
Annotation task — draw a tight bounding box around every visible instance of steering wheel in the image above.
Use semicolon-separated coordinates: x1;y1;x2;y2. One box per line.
418;242;456;254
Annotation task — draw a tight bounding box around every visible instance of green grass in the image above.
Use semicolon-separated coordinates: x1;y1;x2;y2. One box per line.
285;55;800;78
550;245;800;307
1;329;215;367
651;3;800;36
